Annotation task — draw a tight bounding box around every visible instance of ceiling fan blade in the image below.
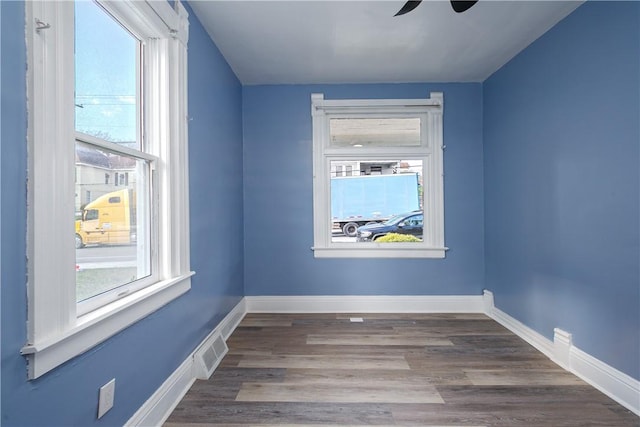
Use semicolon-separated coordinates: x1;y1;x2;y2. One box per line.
394;1;422;16
450;1;478;13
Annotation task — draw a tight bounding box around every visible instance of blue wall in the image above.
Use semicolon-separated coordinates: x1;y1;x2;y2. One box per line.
243;84;485;296
0;2;244;425
484;1;639;380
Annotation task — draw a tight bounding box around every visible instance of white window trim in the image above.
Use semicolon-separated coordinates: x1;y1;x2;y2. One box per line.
23;0;193;379
311;93;447;259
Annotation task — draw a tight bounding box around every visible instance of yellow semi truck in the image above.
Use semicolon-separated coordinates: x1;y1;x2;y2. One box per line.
75;189;137;249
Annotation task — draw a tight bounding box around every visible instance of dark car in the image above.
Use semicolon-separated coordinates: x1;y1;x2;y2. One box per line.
355;211;423;242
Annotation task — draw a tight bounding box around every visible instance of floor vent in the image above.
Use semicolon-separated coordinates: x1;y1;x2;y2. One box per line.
193;332;228;380
222;311;244;339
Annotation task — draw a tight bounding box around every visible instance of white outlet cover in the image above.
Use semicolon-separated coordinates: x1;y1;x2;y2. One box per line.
98;378;115;419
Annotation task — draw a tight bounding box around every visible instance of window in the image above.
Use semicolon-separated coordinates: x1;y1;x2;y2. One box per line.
311;93;446;258
24;0;192;379
85;210;99;221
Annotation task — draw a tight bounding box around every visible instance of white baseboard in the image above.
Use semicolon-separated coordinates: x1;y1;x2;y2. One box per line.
245;295;485;313
483;290;639;416
570;346;640;416
124;355;195;427
125;298;247;427
482;290;555;358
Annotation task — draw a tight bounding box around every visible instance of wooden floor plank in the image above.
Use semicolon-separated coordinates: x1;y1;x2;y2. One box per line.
306;333;453;346
235;382;444;403
273;344;432;356
282;368;473;386
167;401;396;425
464;368;585;386
165;313;639;426
237;354;411;370
237;319;294;327
435;384;623;405
390;402;638;426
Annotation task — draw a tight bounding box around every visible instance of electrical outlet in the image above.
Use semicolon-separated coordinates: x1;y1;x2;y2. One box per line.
98;378;115;419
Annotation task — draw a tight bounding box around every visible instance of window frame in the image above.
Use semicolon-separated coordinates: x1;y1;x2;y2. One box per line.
311;93;447;259
23;0;193;379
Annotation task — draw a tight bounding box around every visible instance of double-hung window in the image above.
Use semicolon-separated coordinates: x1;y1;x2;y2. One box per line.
24;0;192;379
311;93;446;258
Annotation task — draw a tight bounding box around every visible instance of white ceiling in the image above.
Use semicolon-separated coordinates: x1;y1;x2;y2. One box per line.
189;1;582;85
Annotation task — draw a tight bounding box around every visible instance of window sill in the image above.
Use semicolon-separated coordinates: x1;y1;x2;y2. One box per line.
21;272;194;379
312;246;447;259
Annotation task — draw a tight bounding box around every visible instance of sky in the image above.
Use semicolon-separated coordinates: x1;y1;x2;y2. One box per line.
75;0;138;144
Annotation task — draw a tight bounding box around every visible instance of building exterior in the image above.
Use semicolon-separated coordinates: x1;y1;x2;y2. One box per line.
75;143;136;211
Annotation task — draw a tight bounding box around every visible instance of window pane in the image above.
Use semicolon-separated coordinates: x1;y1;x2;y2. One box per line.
330;160;423;242
75;1;140;147
329;118;421;147
75;141;151;303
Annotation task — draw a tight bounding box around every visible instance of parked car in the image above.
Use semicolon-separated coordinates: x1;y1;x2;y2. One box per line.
355;211;423;242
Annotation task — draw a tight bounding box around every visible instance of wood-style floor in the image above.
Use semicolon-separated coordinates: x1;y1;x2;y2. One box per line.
165;313;639;426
